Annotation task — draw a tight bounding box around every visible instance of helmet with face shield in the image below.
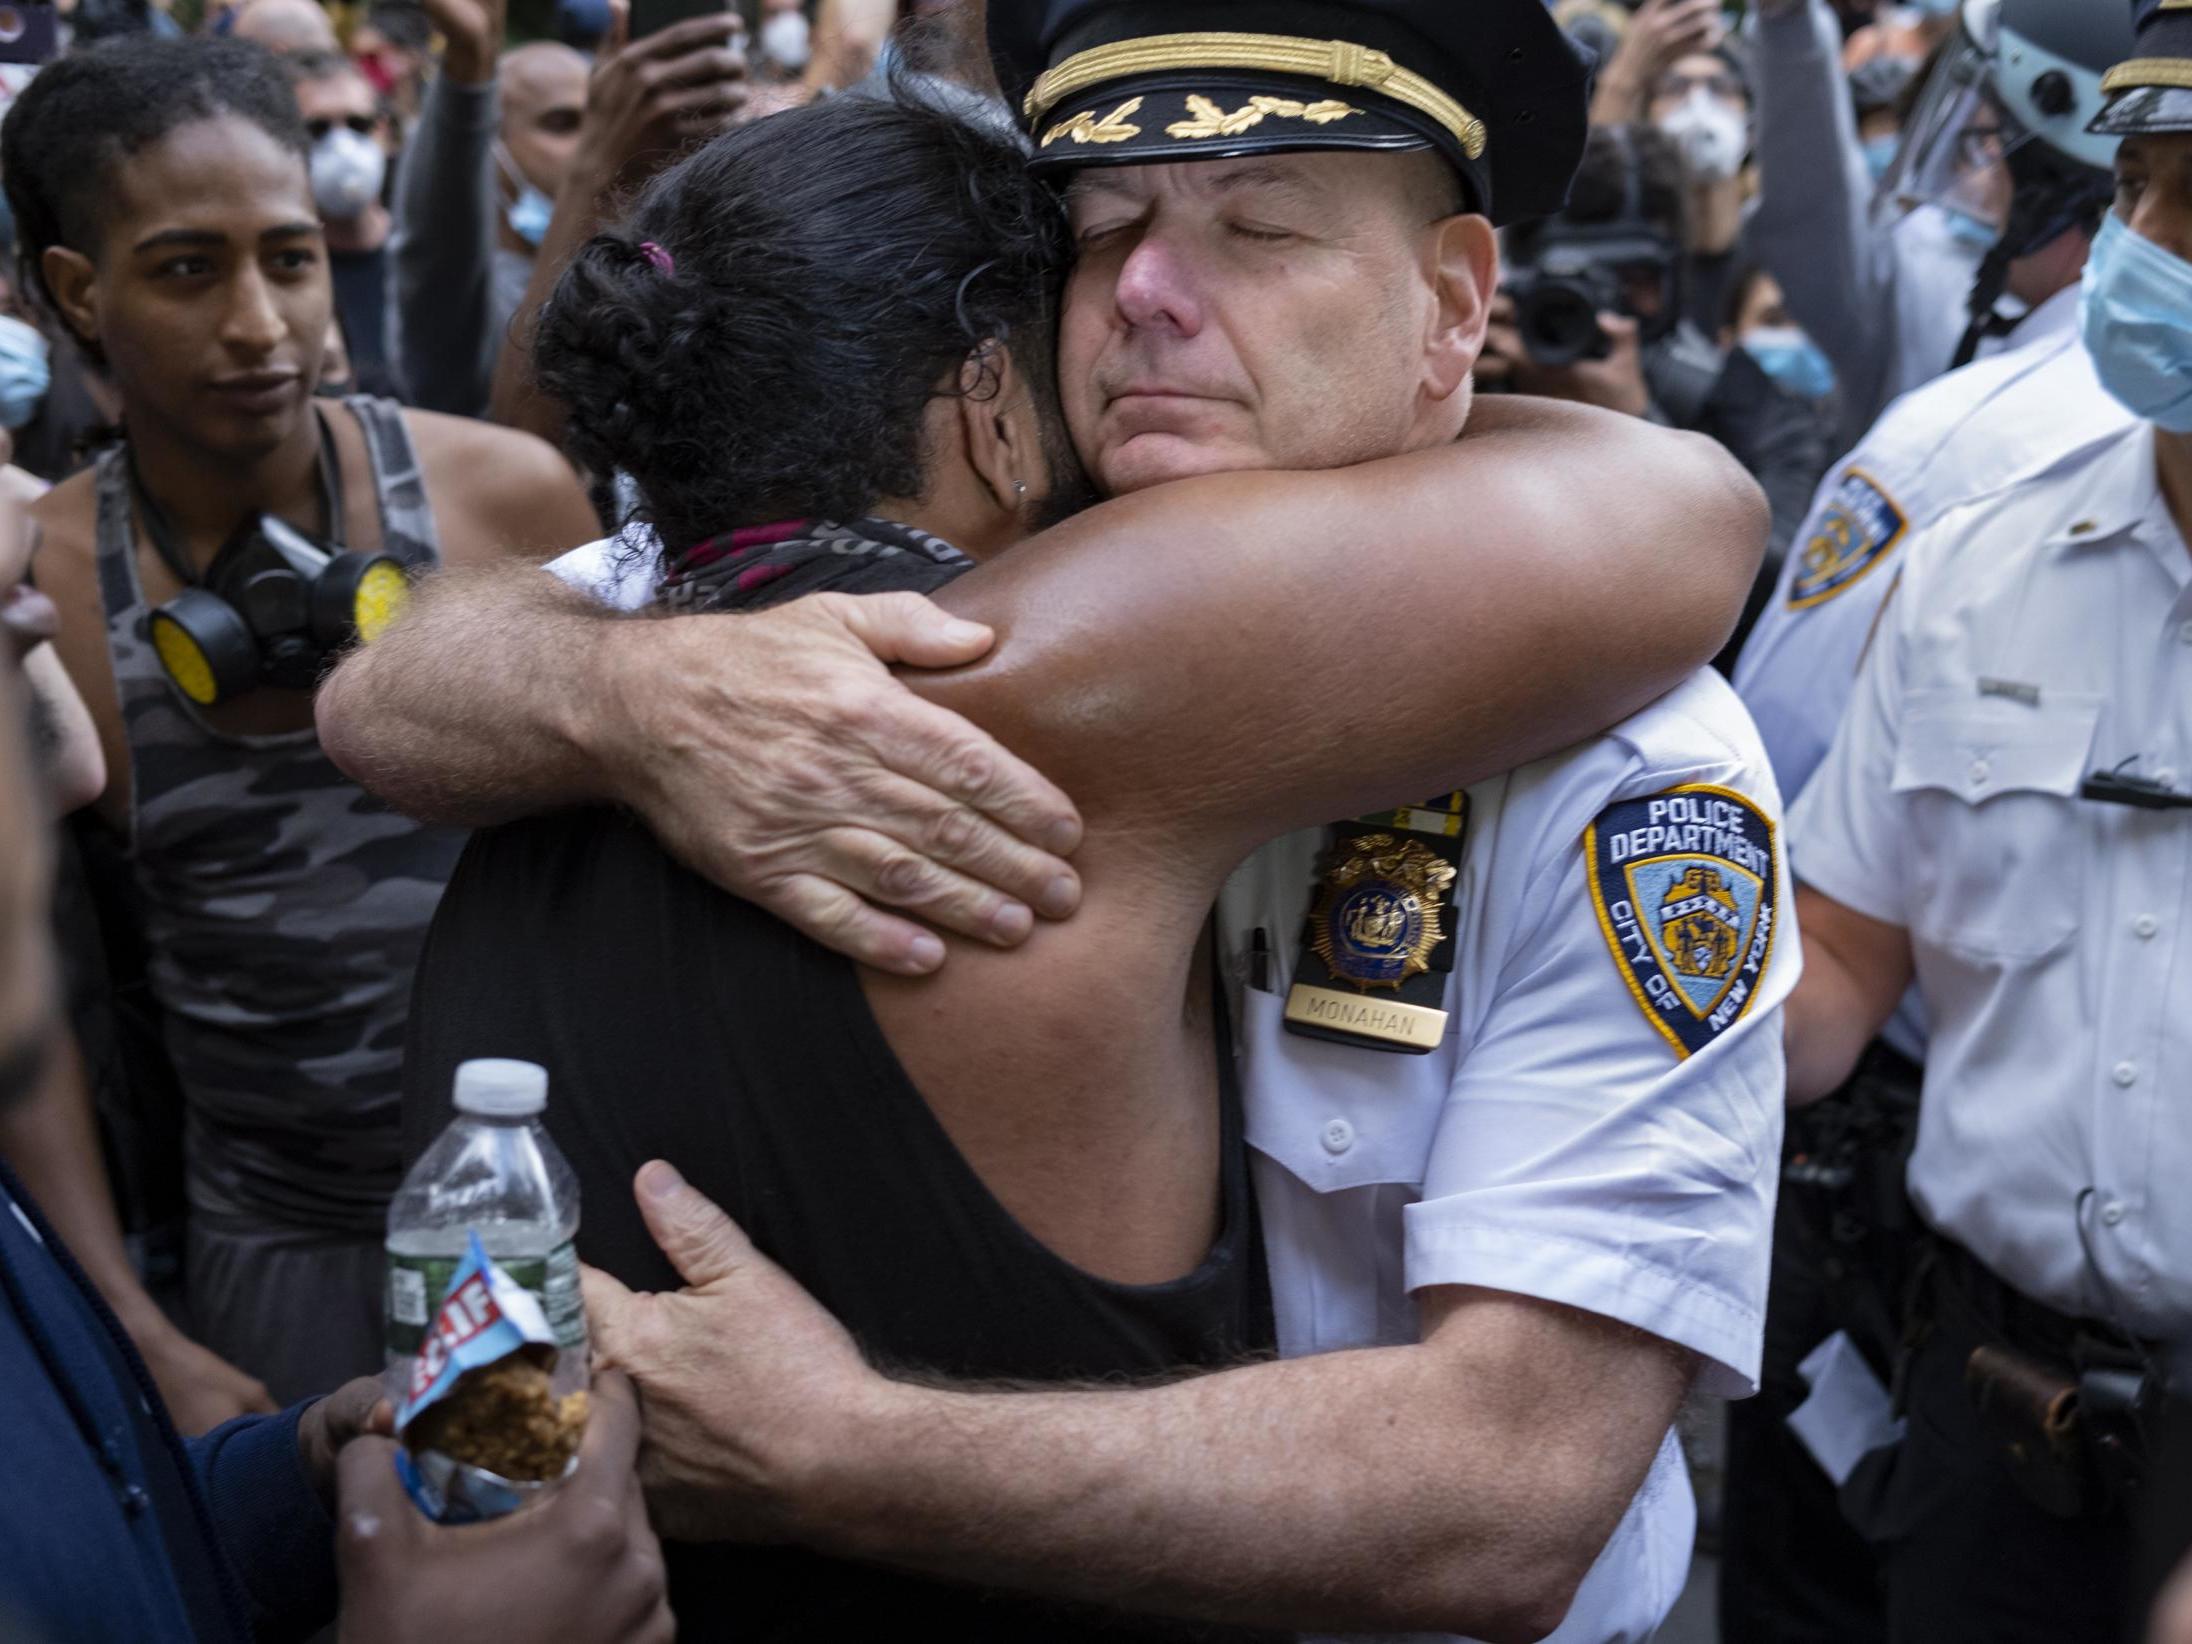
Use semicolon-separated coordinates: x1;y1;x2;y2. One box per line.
1875;0;2134;364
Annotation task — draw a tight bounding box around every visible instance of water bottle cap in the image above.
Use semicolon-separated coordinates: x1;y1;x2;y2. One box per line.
453;1058;548;1117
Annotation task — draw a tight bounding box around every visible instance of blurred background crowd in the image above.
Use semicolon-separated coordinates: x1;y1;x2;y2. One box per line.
0;0;2161;1638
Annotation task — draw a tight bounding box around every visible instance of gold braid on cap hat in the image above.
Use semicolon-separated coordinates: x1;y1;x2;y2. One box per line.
2102;57;2192;93
1025;31;1488;159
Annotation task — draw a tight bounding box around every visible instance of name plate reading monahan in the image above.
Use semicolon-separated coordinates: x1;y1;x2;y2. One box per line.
1283;984;1448;1052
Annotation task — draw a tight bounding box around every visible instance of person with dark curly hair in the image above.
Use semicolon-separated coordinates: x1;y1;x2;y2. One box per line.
1;33;599;1420
388;6;1791;1629
534;87;1095;577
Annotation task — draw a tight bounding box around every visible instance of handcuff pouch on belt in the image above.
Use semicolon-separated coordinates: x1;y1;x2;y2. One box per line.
1284;795;1468;1055
1934;1242;2162;1522
1965;1339;2154;1521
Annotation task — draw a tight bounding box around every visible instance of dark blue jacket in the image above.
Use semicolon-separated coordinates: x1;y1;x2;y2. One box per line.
0;1163;339;1643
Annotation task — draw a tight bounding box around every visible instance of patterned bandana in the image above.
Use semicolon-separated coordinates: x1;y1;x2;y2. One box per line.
654;516;974;614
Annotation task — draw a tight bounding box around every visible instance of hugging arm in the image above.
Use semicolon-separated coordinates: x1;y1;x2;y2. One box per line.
319;397;1756;966
923;395;1766;846
596;1163;1694;1641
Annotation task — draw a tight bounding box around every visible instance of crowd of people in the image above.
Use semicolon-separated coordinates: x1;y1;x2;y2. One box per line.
0;0;2187;1640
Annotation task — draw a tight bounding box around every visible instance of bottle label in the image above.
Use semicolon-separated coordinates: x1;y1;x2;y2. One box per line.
385;1240;588;1359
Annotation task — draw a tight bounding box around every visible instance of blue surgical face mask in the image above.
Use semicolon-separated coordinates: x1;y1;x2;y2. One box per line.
494;142;554;249
0;313;51;431
1940;204;2001;253
2081;213;2192;432
1863;134;1900;183
1742;325;1838;402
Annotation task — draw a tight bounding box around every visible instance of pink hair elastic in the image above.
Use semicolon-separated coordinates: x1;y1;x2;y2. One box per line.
639;241;675;274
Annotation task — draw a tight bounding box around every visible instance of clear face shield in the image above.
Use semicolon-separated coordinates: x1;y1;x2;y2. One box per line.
1871;6;2027;242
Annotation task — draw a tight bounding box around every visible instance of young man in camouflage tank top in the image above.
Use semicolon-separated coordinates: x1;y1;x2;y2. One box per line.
4;37;598;1413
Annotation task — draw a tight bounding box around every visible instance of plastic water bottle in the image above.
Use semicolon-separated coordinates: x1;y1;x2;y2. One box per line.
385;1059;588;1398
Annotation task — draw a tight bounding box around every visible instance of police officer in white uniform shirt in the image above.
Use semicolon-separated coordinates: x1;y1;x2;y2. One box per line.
1217;665;1793;1643
1784;8;2192;1633
1724;21;2129;1629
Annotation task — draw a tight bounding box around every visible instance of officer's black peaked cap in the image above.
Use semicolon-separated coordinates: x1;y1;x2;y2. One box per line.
2092;0;2192;136
988;0;1596;227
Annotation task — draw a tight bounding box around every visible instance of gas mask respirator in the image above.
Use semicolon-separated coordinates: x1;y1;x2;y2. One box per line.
140;421;411;705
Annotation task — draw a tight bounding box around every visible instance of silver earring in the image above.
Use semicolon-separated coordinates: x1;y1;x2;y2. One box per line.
1013;480;1027;498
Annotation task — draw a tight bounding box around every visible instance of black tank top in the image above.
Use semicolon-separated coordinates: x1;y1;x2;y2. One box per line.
402;804;1277;1640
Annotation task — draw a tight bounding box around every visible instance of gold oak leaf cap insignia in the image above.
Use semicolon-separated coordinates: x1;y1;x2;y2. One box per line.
2094;1;2192;137
987;0;1594;228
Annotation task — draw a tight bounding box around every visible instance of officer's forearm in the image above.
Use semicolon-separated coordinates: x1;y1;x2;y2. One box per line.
316;561;628;825
794;1289;1690;1642
1783;883;1913;1104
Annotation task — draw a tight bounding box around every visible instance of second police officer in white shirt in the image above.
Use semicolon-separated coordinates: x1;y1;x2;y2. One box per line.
1783;4;2192;1632
1721;13;2132;1636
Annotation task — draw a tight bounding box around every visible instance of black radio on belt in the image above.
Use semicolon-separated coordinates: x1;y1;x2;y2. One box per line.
1283;794;1469;1055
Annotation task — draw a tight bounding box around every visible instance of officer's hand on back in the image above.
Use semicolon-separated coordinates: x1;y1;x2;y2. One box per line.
334;1370;672;1644
595;591;1085;977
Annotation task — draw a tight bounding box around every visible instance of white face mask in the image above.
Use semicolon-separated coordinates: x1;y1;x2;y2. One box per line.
1657;89;1749;184
760;8;811;70
310;126;387;222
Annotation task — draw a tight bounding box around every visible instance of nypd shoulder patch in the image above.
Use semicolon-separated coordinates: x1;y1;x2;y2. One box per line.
1584;785;1781;1060
1787;467;1907;611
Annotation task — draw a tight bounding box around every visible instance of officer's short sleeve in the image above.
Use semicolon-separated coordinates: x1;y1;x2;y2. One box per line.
1784;531;1920;925
1403;699;1794;1398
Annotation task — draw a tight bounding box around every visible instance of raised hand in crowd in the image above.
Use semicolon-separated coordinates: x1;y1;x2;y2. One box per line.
1589;0;1725;125
577;1;750;193
333;1371;672;1644
488;0;749;434
418;0;506;86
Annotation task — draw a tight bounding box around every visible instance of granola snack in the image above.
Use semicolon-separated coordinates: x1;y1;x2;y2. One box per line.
405;1352;589;1483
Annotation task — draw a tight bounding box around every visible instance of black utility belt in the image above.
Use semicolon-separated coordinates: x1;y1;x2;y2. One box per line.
1930;1238;2163;1523
1931;1236;2153;1366
1283;795;1468;1056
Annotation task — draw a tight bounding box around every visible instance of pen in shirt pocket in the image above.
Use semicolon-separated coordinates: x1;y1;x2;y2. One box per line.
1251;926;1271;993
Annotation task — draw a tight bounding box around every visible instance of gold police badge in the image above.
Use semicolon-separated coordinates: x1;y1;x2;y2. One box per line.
1307;833;1457;992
